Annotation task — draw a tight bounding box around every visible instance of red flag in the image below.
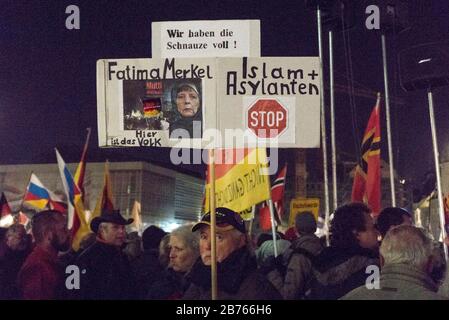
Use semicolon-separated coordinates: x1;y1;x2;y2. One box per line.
74;128;91;200
352;94;381;215
259;202;272;231
271;164;287;222
92;161;115;220
0;193;12;217
443;194;449;233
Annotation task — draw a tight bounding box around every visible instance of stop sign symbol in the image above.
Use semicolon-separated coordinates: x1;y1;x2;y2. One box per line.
247;99;288;138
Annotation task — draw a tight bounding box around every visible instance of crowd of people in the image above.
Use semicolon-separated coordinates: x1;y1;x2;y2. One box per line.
0;202;448;300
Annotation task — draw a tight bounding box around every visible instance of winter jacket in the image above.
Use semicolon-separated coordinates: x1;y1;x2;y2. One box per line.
183;247;282;300
74;240;136;300
267;234;324;299
132;249;165;299
146;268;190;300
341;263;448;300
310;246;379;300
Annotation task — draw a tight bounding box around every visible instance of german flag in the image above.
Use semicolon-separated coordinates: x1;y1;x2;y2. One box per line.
204;148;271;214
352;94;381;215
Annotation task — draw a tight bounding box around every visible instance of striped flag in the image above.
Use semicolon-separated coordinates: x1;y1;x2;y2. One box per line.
23;173;64;211
1;192;12;217
271;164;287;223
55;148;90;251
204;148;271;213
73;128;91;201
352;94;381;215
92;161;115;220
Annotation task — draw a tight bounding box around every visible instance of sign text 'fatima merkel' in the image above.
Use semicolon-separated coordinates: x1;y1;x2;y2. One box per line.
107;58;213;81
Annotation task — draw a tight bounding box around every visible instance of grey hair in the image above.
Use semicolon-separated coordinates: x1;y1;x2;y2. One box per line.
380;225;432;270
170;223;199;252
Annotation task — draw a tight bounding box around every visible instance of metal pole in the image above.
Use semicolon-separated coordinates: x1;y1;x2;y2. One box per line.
381;33;396;206
329;30;337;212
427;90;448;261
317;6;331;246
268;199;278;257
209;149;218;299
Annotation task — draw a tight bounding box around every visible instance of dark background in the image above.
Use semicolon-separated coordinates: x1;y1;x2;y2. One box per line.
1;0;448;194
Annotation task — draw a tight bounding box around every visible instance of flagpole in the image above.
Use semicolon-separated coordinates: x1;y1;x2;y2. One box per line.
209;149;218;300
248;205;255;239
427;89;448;261
329;30;337;212
317;5;331;246
381;34;396;206
268;199;278;257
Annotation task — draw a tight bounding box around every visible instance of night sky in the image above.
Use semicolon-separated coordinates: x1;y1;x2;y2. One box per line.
1;0;449;193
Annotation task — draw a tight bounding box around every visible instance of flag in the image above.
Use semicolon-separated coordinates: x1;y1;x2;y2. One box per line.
204;148;271;213
92;161;115;219
259;202;272;231
352;94;381;215
129;200;143;234
18;211;30;227
271;164;287;223
443;194;449;234
73;128;91;201
23;173;64;211
0;192;14;228
0;192;12;217
55;148;90;251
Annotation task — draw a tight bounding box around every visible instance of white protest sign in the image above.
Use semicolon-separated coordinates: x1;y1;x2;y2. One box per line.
216;57;321;148
96;58;217;149
152;20;260;58
97;57;321;149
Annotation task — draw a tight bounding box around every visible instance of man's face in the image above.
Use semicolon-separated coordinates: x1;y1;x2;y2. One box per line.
176;87;200;118
168;235;196;273
199;226;245;266
100;222;126;247
356;212;380;250
50;217;70;252
6;229;27;251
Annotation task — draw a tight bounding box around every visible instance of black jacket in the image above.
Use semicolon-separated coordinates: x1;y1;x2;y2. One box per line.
183;247;282;300
310;246;379;300
74;241;136;300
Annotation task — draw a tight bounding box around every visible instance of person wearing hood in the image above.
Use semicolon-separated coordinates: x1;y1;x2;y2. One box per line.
169;82;202;139
182;207;281;300
264;211;324;299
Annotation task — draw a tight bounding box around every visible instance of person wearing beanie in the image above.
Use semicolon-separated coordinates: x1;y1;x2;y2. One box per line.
132;225;167;299
376;207;412;240
266;211;324;299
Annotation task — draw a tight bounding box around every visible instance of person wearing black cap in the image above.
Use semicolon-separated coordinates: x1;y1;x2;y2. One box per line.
183;207;281;300
169;81;202;139
73;210;136;300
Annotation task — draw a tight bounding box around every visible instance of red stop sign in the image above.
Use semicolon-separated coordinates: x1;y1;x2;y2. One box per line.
247;99;287;138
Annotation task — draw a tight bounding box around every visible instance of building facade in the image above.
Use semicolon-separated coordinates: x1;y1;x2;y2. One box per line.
0;161;204;232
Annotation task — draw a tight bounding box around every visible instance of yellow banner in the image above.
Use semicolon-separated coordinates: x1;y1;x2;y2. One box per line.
288;198;320;227
239;206;255;221
204;148;271;213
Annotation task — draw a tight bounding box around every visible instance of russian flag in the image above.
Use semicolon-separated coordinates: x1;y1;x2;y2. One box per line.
24;174;53;210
